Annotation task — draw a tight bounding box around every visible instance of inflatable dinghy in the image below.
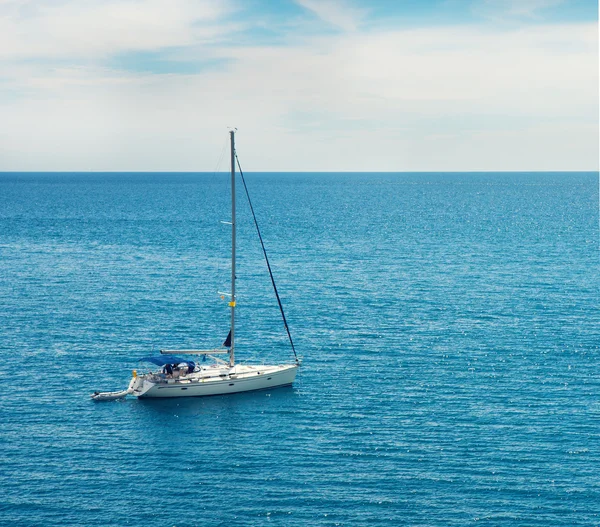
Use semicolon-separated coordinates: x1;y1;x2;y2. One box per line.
91;389;131;401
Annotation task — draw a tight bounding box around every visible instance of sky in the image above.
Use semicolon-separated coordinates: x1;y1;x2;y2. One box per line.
0;0;598;171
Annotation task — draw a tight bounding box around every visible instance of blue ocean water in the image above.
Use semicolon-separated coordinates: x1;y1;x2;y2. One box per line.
0;171;598;527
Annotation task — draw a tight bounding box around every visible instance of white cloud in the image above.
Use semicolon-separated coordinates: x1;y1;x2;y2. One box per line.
295;0;367;31
0;0;233;59
473;0;566;21
0;2;597;171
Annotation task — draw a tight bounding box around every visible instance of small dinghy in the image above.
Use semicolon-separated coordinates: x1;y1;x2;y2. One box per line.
91;389;131;402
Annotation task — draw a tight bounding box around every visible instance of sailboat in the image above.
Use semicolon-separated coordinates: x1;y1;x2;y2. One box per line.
92;130;299;400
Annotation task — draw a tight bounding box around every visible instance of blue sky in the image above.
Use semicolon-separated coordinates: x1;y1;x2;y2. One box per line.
0;0;597;171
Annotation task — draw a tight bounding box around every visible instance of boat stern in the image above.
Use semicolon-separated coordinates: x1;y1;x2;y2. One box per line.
128;370;157;397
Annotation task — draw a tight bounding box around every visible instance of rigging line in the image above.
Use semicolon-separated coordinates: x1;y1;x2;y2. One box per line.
235;154;299;364
212;135;229;176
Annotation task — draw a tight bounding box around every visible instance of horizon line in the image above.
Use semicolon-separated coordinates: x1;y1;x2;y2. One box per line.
1;170;598;174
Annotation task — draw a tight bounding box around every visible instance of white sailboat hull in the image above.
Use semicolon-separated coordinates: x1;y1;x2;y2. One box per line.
131;363;298;399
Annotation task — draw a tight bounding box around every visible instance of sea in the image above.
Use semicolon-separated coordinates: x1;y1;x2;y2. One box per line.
0;171;598;527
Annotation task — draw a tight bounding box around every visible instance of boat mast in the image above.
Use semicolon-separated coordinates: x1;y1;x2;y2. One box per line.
229;130;236;367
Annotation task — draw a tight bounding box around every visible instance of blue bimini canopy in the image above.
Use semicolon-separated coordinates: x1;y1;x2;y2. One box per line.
140;356;195;369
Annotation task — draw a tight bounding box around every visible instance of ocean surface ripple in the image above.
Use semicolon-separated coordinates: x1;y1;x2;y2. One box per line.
0;171;598;526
